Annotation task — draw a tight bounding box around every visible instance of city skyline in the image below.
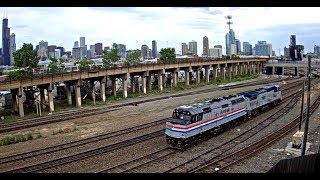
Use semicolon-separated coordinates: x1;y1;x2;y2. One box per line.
1;7;320;54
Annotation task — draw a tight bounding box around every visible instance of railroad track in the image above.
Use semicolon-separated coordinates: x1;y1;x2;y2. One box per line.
95;85;304;173
165;90;303;173
0;84;300;173
0;79;300;167
97;147;176;173
3;130;165;173
194;94;320;173
0;79;304;173
0;119;167;164
0;77;292;133
95;88;303;173
166;78;320;173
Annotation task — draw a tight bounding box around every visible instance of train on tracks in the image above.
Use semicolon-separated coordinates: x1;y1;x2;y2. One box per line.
165;85;282;149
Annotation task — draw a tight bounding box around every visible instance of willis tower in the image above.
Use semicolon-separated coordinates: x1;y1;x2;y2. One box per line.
2;16;10;66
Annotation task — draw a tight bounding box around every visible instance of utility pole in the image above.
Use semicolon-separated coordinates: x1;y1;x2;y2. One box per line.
299;80;304;131
301;55;311;156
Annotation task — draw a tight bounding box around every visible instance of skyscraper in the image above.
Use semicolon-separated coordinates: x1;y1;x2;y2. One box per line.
255;41;269;56
225;29;235;56
189;40;197;56
2;17;10;66
74;41;79;48
10;33;16;66
203;36;209;56
56;47;65;56
95;43;103;56
152;40;157;59
284;46;290;58
314;45;320;56
48;45;57;58
230;44;237;55
296;45;304;60
117;44;126;58
289;35;296;60
235;39;241;55
181;43;188;56
90;45;96;57
38;40;48;58
267;44;273;56
141;44;149;58
79;37;87;58
243;42;252;55
80;37;85;47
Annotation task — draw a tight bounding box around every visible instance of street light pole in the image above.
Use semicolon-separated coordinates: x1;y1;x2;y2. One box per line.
301;55;312;156
299;80;305;131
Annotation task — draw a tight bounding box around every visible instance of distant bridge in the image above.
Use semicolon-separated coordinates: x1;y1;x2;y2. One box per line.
265;60;320;68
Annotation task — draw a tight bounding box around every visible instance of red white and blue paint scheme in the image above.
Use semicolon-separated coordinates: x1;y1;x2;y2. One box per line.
165;85;281;149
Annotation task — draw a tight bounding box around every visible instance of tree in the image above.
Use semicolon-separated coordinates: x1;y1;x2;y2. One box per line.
102;43;120;68
159;48;176;63
48;57;63;73
76;59;95;70
13;43;40;71
124;50;142;66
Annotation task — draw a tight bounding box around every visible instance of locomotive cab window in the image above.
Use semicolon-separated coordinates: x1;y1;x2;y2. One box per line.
172;110;192;121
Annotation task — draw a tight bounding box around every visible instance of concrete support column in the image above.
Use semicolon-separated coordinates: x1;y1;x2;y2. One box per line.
272;66;275;75
10;88;18;113
282;67;285;76
253;62;256;74
75;79;82;107
213;66;218;81
235;64;239;76
91;80;96;105
18;86;24;118
122;73;129;98
112;77;117;97
244;64;248;74
47;83;54;112
100;76;106;102
142;71;148;94
205;66;210;83
248;62;251;74
39;86;45;109
162;73;166;88
131;75;136;93
221;66;226;80
185;69;190;86
173;68;178;87
196;68;201;84
227;66;232;80
147;72;152;91
158;69;165;91
65;82;72;105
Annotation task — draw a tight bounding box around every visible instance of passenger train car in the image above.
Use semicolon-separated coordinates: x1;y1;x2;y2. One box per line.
165;85;281;149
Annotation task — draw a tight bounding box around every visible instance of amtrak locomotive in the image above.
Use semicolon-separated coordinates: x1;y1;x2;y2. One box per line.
165;85;282;149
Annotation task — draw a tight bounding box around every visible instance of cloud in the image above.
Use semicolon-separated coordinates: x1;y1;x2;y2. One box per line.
0;7;320;56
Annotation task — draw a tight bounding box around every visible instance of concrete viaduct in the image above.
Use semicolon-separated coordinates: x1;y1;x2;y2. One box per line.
264;60;320;75
0;58;267;117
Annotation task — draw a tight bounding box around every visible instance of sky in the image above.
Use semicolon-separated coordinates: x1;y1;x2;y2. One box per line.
1;7;320;56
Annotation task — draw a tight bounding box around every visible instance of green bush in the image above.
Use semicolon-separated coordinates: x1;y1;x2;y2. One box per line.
4;69;33;80
0;133;36;146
